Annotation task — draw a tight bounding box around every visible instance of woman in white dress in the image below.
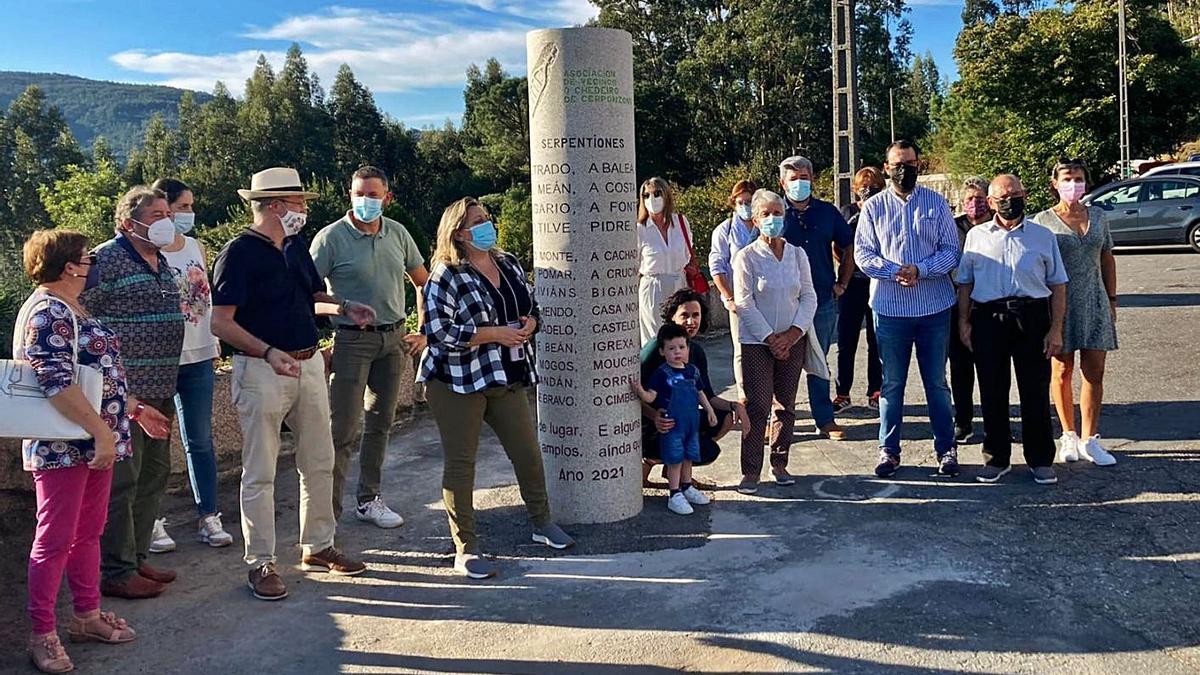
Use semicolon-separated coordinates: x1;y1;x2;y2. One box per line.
636;177;694;345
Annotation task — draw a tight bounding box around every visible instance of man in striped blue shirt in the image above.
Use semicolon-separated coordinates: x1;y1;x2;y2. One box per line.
854;140;961;478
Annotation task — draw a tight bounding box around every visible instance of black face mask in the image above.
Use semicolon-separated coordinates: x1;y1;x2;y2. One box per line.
858;187;880;201
889;164;918;192
996;196;1026;221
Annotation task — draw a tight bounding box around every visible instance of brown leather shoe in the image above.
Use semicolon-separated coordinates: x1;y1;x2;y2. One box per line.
100;574;165;599
819;422;847;441
301;546;367;576
247;563;287;601
137;563;176;584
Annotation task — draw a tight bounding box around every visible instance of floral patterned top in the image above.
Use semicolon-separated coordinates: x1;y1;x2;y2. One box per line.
21;296;132;471
162;237;220;365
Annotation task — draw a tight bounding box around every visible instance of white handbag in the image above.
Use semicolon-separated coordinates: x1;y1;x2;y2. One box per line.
1;292;104;441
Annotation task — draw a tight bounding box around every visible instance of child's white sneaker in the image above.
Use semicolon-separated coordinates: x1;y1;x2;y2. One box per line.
681;485;709;505
667;492;694;515
1058;431;1080;463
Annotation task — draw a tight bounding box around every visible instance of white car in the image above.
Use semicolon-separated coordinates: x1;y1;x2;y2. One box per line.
1141;161;1200;178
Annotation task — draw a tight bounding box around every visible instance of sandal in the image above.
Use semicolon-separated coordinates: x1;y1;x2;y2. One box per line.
29;633;74;673
67;610;136;644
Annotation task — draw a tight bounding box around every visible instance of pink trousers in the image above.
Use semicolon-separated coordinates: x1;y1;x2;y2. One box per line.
28;464;113;635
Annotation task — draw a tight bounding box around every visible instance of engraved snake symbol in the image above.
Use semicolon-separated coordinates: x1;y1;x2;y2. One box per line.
530;42;559;120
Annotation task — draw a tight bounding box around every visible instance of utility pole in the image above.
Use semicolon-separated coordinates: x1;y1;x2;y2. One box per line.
889;87;896;141
1117;0;1132;177
832;0;860;208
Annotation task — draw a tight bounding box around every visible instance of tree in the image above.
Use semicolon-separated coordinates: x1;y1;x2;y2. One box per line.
328;64;388;177
461;60;529;189
238;55;282;173
180;82;246;226
274;44;335;177
932;0;1200;207
3;86;85;229
136;114;182;184
38;157;125;242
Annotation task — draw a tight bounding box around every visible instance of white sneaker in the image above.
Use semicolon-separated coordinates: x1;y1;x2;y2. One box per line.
149;518;176;553
197;513;234;548
681;485;710;505
355;497;404;528
1080;435;1117;466
1058;431;1080;463
667;492;694;515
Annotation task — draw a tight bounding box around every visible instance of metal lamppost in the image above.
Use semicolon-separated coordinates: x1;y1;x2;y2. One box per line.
1117;0;1132;177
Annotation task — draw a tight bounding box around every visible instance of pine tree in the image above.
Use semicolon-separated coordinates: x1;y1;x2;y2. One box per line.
328;64;388;178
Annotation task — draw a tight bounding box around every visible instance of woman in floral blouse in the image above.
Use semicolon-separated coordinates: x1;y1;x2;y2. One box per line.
15;230;169;673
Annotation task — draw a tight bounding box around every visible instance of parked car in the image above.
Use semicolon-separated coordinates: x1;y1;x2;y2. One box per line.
1082;175;1200;252
1141;161;1200;178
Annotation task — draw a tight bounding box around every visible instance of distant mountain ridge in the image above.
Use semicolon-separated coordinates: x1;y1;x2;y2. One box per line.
0;71;211;157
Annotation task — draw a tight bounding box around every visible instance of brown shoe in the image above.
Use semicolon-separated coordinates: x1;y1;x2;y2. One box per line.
248;563;288;601
100;574;165;599
819;422;847;441
29;633;73;673
137;563;176;584
301;546;367;576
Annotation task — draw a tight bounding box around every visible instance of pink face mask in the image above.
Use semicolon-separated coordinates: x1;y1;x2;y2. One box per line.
964;197;989;220
1058;180;1086;203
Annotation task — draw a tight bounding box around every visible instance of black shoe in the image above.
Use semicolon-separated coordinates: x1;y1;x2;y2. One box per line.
874;452;900;478
937;450;960;477
954;425;972;443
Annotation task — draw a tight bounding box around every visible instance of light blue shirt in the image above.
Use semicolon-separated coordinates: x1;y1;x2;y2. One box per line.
854;186;960;317
957;218;1069;302
708;214;758;281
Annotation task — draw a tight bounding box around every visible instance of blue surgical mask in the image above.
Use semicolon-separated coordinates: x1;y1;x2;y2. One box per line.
172;212;196;234
352;196;384;223
735;204;753;221
760;215;786;239
786;179;812;202
466;220;498;251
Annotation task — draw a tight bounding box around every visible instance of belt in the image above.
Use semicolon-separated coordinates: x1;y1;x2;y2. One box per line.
338;321;404;333
978;296;1046;311
237;346;319;360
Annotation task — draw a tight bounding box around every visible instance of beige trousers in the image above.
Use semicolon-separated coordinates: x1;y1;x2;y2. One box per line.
232;354;337;566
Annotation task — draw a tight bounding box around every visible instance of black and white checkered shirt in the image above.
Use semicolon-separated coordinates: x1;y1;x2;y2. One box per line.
418;253;540;394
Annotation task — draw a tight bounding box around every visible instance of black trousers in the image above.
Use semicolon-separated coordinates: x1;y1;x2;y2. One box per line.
948;303;976;429
836;276;882;397
970;298;1055;468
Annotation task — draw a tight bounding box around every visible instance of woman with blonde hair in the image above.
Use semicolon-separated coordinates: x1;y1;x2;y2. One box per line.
637;177;695;344
418;197;574;580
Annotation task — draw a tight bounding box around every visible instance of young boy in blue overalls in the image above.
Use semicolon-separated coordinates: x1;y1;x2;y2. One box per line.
631;323;717;515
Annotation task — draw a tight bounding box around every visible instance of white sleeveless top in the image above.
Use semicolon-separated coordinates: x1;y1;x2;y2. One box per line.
637;213;692;277
161;237;220;365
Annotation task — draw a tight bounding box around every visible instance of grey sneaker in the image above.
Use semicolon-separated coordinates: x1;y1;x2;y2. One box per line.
737;476;759;494
1030;466;1058;485
454;553;498;579
976;464;1011;483
532;523;575;550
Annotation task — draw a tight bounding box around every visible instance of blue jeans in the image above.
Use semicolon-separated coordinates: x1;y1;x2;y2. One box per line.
807;299;838;427
175;360;218;516
873;308;956;457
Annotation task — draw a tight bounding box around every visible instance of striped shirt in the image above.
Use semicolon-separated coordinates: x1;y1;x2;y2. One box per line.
81;234;185;399
854;186;960;318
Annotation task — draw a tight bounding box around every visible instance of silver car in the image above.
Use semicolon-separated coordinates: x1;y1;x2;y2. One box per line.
1083;176;1200;252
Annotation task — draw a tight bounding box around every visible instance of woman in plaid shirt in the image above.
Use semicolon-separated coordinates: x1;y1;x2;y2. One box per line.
419;197;575;579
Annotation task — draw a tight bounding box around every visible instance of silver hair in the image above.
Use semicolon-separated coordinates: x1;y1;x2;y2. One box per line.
751;188;786;216
988;174;1024;196
962;176;989;194
779;156;814;178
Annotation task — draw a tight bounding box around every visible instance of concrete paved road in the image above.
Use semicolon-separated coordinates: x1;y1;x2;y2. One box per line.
1;249;1198;674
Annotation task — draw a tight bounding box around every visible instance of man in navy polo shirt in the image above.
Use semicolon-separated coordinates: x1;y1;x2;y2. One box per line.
211;167;376;601
779;155;855;441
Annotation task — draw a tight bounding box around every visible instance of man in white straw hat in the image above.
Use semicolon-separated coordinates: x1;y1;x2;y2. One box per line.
211;167;376;601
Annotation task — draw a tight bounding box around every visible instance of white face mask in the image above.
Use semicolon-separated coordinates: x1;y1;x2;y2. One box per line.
645;195;665;215
280;209;307;236
132;217;177;248
173;212;196;234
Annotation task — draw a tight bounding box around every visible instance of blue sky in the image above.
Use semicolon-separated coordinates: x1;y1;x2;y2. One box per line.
0;0;964;128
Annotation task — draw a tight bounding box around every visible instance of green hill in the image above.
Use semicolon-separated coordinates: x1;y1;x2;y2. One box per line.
0;71;211;156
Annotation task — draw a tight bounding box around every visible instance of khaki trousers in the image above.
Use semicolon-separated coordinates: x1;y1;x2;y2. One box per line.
328;328;406;518
425;380;552;555
232;354;336;566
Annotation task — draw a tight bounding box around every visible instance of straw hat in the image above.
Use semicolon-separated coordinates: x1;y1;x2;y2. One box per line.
237;167;319;201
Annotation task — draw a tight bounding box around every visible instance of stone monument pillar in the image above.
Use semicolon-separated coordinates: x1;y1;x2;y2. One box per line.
526;28;642;524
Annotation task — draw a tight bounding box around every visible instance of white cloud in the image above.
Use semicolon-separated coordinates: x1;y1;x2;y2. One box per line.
109;3;599;96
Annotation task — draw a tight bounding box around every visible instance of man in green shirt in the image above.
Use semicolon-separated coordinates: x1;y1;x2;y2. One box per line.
310;166;429;528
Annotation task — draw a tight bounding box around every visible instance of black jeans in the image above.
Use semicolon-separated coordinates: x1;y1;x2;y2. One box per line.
835;276;881;398
970;298;1055;468
948;304;976;430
